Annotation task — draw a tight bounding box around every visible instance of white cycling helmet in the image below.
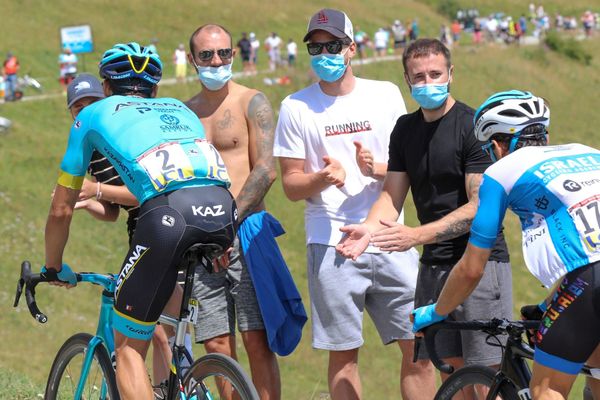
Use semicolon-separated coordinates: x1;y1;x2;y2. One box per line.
473;90;550;142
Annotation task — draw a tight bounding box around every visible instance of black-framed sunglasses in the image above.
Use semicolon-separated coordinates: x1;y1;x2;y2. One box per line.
306;40;349;56
197;48;233;62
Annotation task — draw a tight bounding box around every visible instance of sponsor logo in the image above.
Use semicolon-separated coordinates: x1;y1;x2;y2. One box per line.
74;120;81;129
103;147;134;182
162;215;175;227
115;245;149;291
534;195;549;210
192;205;225;217
126;324;154;336
160;114;179;125
324;120;372;136
517;388;532;400
563;180;582;192
317;11;329;24
114;101;185;113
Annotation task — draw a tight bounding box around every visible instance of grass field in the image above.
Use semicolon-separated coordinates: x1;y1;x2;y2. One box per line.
1;0;599;398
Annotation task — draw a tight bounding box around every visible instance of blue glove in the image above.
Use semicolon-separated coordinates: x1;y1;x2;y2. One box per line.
411;303;447;333
538;300;547;312
42;264;77;286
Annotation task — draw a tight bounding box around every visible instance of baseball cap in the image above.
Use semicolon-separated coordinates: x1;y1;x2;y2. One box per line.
67;73;105;108
303;8;354;42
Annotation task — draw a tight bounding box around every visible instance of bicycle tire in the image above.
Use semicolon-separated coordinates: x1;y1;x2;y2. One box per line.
435;365;520;400
45;332;119;400
183;353;259;400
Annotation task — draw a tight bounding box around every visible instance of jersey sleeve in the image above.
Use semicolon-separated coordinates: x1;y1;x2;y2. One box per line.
273;101;305;159
58;114;95;189
469;174;509;249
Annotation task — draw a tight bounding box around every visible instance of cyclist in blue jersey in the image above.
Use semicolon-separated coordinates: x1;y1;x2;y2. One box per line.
412;90;600;399
44;42;237;400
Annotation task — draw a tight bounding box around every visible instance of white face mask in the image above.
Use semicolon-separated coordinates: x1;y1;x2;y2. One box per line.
194;63;233;91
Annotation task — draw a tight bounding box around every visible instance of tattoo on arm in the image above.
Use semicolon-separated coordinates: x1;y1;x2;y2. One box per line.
434;173;483;242
235;92;276;220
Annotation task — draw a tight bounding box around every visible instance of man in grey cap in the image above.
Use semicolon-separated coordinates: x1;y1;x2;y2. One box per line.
274;8;435;400
67;73;105;118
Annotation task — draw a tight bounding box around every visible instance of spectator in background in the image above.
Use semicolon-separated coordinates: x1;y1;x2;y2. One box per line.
473;18;483;44
519;14;528;36
265;32;282;71
3;52;19;101
58;47;78;93
451;20;462;44
286;38;297;68
391;20;407;53
354;25;369;60
237;32;252;74
173;43;187;83
373;27;388;57
249;32;260;74
409;19;419;41
146;38;158;54
582;10;595;37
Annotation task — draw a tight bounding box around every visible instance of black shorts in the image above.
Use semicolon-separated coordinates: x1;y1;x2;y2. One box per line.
113;185;237;340
534;260;600;374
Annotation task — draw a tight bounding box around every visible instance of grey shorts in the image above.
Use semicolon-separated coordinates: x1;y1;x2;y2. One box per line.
307;244;419;351
415;261;513;366
192;238;264;343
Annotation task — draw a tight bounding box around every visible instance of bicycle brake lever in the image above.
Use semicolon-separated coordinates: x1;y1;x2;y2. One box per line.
14;277;24;307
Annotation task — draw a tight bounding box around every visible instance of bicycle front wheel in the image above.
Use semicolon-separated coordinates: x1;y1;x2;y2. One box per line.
435;365;519;400
45;332;119;400
183;353;259;400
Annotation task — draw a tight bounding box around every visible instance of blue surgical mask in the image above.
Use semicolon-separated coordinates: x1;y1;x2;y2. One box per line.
196;63;233;91
411;82;450;110
310;53;348;83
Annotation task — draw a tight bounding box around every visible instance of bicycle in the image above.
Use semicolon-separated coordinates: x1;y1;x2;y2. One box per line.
14;242;260;400
421;318;598;399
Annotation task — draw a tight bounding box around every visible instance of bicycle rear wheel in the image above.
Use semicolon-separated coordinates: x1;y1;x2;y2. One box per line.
183;353;259;400
45;332;119;400
435;365;519;400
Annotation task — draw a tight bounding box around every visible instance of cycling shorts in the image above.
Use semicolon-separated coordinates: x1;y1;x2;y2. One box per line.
534;260;600;374
113;185;237;340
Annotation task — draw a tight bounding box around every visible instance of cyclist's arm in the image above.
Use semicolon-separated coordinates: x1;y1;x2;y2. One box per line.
435;243;492;315
45;184;79;269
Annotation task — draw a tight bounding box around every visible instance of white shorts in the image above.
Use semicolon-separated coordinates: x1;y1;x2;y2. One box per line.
307;244;419;351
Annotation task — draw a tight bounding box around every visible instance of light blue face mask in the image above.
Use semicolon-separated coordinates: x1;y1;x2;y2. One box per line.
310;53;348;83
196;63;233;91
410;82;450;110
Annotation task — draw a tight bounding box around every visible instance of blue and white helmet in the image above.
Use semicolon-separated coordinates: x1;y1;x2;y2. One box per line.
474;90;550;142
99;42;162;85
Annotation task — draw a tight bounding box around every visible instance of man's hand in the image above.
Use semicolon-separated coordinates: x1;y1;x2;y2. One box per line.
42;263;77;288
211;247;233;273
321;155;346;188
336;224;371;260
370;220;420;252
411;303;447;333
354;141;375;177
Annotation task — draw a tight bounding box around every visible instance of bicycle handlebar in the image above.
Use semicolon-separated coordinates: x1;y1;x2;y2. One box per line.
13;261;114;324
420;318;540;374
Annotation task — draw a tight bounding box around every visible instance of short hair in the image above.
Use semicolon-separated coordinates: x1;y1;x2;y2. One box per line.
402;38;452;72
189;24;233;56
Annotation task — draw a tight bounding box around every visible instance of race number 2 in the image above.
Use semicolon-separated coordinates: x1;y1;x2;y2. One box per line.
570;195;600;251
138;143;195;191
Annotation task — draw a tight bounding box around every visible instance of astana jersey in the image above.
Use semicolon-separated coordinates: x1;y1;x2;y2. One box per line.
59;95;230;204
470;143;600;287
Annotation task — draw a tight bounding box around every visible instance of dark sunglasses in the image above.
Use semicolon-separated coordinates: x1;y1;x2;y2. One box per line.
197;48;233;62
306;40;349;56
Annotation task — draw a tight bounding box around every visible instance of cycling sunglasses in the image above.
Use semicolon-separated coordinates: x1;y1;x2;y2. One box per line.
306;39;350;56
197;48;233;62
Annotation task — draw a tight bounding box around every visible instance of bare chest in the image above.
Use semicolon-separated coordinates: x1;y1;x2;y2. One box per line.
201;106;249;152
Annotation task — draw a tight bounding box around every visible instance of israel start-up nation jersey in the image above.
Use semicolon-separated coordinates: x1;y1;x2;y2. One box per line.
58;96;230;204
469;143;600;287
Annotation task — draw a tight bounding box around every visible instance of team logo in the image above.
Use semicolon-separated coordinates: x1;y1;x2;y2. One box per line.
74;120;81;129
160;114;180;125
534;195;549;210
162;215;176;227
74;81;91;92
563;180;582;192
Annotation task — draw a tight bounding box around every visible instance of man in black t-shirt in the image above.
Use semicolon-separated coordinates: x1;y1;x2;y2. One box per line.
337;38;511;386
237;32;252;74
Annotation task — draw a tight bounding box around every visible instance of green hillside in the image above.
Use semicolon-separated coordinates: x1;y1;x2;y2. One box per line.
1;0;599;398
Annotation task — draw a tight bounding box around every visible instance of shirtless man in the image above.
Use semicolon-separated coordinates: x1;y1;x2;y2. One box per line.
186;24;281;400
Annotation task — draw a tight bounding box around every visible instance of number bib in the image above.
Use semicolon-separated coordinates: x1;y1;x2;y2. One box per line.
569;195;600;251
138;142;195;191
194;140;230;183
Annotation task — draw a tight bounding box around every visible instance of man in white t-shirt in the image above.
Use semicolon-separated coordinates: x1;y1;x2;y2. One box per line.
58;47;78;90
264;32;282;71
273;8;434;400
